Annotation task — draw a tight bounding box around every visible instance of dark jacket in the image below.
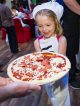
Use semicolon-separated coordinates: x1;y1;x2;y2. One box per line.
0;3;14;27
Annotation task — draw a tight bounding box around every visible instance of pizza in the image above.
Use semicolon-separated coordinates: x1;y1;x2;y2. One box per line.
7;52;71;85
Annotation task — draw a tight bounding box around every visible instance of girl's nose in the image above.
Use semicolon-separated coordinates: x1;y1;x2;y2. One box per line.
42;26;46;31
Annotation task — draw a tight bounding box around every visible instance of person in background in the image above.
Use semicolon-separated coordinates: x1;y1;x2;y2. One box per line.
36;0;51;5
22;0;28;9
11;5;19;17
11;5;30;27
62;0;80;89
33;2;70;106
0;0;18;54
0;76;41;102
11;5;26;19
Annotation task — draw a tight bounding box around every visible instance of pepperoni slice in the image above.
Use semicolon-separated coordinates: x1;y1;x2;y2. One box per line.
13;71;24;80
23;77;32;81
31;65;38;70
25;72;33;77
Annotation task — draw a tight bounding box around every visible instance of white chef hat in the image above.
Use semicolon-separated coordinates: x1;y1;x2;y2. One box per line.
33;1;64;21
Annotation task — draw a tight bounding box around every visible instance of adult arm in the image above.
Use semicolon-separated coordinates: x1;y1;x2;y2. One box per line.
0;77;41;102
63;0;80;15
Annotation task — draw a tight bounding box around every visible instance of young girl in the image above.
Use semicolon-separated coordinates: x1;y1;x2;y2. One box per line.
33;8;70;106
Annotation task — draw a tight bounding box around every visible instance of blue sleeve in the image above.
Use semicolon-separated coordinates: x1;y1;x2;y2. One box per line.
56;0;64;6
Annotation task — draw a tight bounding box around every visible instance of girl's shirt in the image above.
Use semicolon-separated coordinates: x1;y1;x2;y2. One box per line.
38;35;59;53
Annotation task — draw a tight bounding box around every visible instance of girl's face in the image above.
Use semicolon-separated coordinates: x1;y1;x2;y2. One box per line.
36;15;55;38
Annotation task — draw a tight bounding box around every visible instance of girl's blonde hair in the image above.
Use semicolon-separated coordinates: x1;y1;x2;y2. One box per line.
35;9;63;35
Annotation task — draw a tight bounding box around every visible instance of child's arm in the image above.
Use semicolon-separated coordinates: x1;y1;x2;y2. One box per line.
58;36;67;55
34;39;41;52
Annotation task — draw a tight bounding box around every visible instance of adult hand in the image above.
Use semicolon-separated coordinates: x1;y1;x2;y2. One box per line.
0;78;41;102
7;81;41;96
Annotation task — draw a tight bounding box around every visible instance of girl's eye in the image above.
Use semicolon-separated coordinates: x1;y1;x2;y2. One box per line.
46;25;50;27
38;26;42;28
